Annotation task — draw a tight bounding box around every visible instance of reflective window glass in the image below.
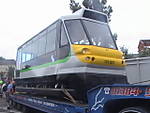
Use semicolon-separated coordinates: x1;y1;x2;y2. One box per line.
46;24;56;53
61;25;69;46
82;20;116;49
65;20;89;45
37;32;47;56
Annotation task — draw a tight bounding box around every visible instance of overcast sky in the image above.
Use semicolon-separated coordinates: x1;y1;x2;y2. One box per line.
0;0;150;59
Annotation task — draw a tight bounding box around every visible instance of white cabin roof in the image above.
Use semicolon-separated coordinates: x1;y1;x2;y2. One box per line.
60;8;107;21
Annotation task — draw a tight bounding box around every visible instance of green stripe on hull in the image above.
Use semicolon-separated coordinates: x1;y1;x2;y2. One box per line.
20;56;70;72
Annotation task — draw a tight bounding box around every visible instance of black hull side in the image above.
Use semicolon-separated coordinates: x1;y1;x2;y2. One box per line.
15;73;128;103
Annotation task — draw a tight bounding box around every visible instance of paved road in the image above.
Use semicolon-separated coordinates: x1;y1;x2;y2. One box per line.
0;96;22;113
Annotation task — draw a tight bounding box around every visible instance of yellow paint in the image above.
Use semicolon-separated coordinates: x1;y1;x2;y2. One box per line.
72;44;126;67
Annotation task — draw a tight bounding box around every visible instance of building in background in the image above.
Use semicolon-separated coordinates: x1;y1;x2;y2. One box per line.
0;59;16;79
138;40;150;52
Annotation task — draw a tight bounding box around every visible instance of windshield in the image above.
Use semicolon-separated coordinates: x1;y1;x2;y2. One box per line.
65;19;117;49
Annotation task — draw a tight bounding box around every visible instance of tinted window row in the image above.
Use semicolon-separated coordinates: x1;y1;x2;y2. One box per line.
17;22;57;65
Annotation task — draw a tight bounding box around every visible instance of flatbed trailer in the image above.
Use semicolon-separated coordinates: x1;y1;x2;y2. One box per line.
9;84;150;113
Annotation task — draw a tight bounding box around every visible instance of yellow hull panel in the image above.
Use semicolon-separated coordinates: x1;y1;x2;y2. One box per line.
72;44;125;67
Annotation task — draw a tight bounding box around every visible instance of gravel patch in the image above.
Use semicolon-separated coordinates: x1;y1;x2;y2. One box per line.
0;97;22;113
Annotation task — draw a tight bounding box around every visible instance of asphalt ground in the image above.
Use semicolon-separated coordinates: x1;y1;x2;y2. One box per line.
0;95;22;113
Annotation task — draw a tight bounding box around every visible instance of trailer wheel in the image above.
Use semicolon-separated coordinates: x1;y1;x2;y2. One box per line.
22;106;31;113
119;107;149;113
16;103;22;110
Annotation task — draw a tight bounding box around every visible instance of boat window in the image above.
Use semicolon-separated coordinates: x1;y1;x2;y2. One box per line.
46;24;57;53
60;25;69;47
82;20;116;49
65;20;90;45
65;19;117;49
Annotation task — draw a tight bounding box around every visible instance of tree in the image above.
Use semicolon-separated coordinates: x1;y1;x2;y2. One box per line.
139;48;150;57
120;45;128;56
0;72;6;79
70;0;113;21
70;0;82;13
82;0;113;21
7;66;15;79
120;45;135;59
0;57;5;60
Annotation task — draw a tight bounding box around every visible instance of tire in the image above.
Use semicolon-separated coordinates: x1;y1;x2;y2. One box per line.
22;106;31;113
16;103;22;110
119;107;149;113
